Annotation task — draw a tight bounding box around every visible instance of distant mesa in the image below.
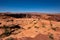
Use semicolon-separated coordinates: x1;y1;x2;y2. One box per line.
0;12;60;22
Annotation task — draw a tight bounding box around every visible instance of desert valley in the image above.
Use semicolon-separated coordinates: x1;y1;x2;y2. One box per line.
0;13;60;40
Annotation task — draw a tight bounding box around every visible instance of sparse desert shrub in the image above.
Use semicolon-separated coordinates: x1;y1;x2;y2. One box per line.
51;27;56;31
4;29;11;36
0;25;11;36
0;25;11;38
49;20;57;31
0;25;21;38
33;20;36;21
34;26;39;29
12;25;20;29
34;22;37;24
28;27;31;29
0;23;1;25
49;34;54;40
49;20;53;27
4;25;21;36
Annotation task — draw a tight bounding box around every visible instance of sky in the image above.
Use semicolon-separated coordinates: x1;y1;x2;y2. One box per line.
0;0;60;13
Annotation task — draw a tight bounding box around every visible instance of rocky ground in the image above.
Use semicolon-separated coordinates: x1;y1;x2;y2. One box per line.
0;13;60;40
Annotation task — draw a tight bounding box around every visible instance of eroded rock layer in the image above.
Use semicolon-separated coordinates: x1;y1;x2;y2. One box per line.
0;13;60;40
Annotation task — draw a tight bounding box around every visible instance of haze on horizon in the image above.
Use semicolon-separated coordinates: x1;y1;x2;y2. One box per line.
0;0;60;13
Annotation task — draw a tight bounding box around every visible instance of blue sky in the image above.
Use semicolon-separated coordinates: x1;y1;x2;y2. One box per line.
0;0;60;13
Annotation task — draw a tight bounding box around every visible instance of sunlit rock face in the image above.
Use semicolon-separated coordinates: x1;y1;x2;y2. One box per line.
0;13;60;40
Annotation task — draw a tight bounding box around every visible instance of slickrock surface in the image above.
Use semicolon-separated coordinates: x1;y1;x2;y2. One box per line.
0;13;60;40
